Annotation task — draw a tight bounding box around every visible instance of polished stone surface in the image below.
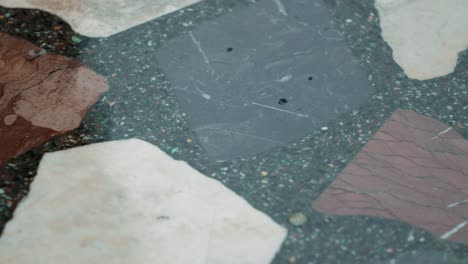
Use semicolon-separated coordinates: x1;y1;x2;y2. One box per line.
376;0;468;80
0;139;286;264
156;0;373;160
0;0;201;37
0;0;467;263
313;109;468;245
0;33;108;165
377;250;466;264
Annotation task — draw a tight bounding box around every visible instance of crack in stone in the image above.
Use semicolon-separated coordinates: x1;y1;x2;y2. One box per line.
0;33;108;165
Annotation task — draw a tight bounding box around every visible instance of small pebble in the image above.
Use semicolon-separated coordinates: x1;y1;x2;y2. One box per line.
170;147;179;154
321;126;329;131
71;36;82;43
4;115;17;126
261;171;268;176
289;212;307;226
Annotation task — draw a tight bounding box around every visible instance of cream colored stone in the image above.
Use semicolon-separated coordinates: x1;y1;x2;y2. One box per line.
3;114;17;126
0;139;286;264
0;0;201;37
376;0;468;80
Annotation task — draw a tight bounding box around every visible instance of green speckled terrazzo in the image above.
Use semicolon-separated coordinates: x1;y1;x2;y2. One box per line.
0;0;467;263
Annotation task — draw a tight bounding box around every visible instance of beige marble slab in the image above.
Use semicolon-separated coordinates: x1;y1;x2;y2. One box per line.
376;0;468;80
0;139;286;264
0;0;201;37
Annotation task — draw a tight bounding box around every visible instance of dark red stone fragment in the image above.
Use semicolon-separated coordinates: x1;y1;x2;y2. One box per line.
313;109;468;245
0;33;108;164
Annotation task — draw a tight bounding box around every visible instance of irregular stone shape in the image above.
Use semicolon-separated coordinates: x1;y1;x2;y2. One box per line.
156;0;373;160
0;0;202;37
313;109;468;245
0;33;108;165
376;0;468;80
0;139;287;264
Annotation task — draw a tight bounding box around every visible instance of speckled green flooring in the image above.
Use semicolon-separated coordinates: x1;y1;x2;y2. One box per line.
0;0;467;263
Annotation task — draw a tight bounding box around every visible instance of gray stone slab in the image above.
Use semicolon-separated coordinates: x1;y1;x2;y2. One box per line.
155;0;373;160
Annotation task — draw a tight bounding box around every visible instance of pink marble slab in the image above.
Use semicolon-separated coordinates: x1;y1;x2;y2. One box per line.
313;109;468;245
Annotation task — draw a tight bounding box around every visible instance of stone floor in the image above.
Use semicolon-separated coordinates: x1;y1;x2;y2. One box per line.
0;0;467;263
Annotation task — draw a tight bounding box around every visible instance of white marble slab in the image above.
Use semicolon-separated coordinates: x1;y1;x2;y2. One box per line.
376;0;468;80
0;0;201;37
0;139;286;264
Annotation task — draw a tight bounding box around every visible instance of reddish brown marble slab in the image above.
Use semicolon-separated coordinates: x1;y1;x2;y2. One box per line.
313;109;468;245
0;33;108;165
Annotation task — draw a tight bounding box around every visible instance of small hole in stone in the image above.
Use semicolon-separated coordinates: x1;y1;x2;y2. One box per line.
226;47;233;52
278;98;288;105
308;76;313;81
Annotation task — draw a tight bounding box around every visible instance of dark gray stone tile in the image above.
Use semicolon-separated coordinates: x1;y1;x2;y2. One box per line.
155;0;373;160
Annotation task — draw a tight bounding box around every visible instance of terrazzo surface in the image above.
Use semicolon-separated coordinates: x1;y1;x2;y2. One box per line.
0;0;467;263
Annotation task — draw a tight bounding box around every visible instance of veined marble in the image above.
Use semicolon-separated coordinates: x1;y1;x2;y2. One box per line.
313;109;468;245
0;33;108;165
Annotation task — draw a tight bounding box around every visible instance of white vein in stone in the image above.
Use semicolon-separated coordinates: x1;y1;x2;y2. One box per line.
272;0;287;16
440;221;468;240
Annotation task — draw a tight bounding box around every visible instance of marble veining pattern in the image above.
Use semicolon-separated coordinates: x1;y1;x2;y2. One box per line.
313;109;468;245
0;0;467;263
0;33;108;165
156;0;373;160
